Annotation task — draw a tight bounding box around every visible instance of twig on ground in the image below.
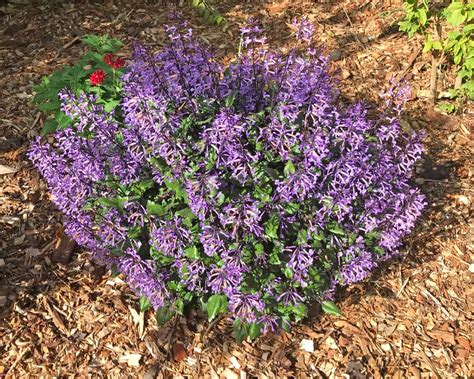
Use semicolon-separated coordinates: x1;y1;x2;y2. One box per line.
5;347;29;375
62;35;81;50
421;289;452;320
54;36;81;59
430;54;438;103
419;348;442;379
206;355;219;378
0;216;20;224
430;16;445;104
360;323;384;355
394;44;423;85
165;316;180;360
396;275;411;298
201;314;225;344
31;112;41;130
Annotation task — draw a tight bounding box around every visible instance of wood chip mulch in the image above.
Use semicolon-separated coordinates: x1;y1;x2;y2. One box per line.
1;0;472;378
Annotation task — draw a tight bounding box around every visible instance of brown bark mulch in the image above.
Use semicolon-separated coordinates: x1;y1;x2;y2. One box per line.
1;0;472;377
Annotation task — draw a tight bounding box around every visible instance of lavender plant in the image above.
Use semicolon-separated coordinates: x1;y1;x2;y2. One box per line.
29;20;426;341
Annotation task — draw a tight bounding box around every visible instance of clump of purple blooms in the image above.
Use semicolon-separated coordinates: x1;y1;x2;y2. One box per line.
29;19;425;336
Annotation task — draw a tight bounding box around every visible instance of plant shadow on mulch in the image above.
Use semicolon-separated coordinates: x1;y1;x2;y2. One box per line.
309;98;467;299
0;192;80;320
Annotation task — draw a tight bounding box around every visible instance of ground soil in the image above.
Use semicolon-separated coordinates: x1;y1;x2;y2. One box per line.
0;0;472;378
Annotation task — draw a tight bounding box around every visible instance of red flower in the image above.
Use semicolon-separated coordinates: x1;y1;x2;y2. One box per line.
103;53;114;66
103;53;125;69
89;69;106;86
112;58;125;69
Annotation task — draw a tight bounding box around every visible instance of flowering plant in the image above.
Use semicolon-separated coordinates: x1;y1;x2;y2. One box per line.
33;34;125;135
30;21;425;341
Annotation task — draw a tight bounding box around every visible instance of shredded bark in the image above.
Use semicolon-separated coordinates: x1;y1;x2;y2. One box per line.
1;0;472;377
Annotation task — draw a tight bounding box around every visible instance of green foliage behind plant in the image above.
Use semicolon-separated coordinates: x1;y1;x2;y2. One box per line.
399;0;474;111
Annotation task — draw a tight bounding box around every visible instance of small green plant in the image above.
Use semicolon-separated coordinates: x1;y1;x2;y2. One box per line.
399;1;474;112
33;34;125;135
438;100;456;113
190;0;229;31
399;0;431;37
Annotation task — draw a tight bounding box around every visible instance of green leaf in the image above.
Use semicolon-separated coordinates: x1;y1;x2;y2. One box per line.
297;229;309;245
40;119;58;136
207;294;228;321
464;57;474;70
284;160;296;176
374;246;385;255
38;100;61;112
284;202;300;215
254;182;273;202
164;178;187;201
111;264;120;277
104;99;120;113
423;35;433;53
445;1;464;12
322;300;342;316
97;196;128;211
463;23;474;34
139;296;152;312
225;91;237;108
293;304;307;321
232;319;248;344
432;40;442;51
417;8;427;26
269;244;282;265
283;266;294;279
199;297;208;313
175;207;197;221
248;322;262;340
454;51;462;65
281;316;291;332
82;34;123;53
97;197;119;208
184;245;200;259
133;179;154;194
127;225;142;239
155;306;175;326
327;222;344;236
146;200;166;216
446;9;467;26
254;242;265;256
55;111;73;129
264;214;280;240
175;299;185;315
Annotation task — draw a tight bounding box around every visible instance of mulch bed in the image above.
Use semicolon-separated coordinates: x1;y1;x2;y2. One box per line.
1;0;472;377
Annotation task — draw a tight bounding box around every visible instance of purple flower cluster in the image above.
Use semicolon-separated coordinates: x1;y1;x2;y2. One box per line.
29;19;426;335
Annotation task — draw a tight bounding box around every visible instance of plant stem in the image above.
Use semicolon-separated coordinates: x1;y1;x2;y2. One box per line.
430;54;438;104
